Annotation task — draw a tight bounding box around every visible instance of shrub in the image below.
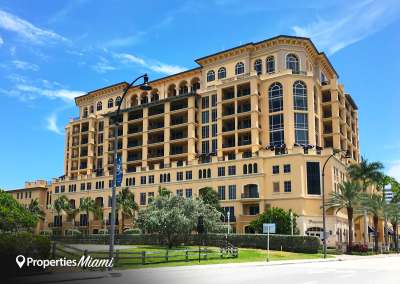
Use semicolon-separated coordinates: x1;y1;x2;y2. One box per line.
123;228;141;234
65;229;82;236
349;243;368;253
0;232;51;277
98;229;109;235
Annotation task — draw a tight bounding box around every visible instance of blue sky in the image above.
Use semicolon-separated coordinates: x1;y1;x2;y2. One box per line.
1;0;400;189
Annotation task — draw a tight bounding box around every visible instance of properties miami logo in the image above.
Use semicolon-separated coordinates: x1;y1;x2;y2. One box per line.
15;254;113;269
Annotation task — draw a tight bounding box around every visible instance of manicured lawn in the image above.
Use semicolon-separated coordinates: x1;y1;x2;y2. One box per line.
110;245;331;269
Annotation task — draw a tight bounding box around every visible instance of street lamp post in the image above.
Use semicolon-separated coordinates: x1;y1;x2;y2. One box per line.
227;211;230;235
109;74;151;265
321;149;349;259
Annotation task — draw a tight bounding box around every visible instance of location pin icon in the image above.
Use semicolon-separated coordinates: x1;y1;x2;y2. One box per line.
16;255;25;268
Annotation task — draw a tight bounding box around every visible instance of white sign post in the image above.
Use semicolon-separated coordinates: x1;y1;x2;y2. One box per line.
263;223;276;262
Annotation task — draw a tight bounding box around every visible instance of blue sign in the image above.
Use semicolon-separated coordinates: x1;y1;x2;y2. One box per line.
263;223;276;234
115;155;123;187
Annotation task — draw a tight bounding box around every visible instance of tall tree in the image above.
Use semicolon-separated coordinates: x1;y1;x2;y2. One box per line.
28;198;46;221
387;203;400;252
53;195;69;226
79;197;95;228
117;187;138;231
326;181;362;251
249;207;298;234
361;194;387;252
198;187;221;211
347;156;384;244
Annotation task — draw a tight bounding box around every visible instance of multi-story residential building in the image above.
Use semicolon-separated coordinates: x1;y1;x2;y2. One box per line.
8;180;49;234
12;35;365;246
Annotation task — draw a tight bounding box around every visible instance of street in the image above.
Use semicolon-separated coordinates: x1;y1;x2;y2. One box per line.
20;255;400;284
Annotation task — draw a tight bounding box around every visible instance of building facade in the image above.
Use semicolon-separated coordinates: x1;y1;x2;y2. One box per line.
13;36;364;247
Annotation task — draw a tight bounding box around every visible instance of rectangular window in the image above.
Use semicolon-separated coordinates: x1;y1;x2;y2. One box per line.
61;185;65;192
149;175;155;184
228;165;236;175
185;171;192;180
140;193;146;205
176;189;183;197
307;162;321;195
55;186;59;194
218;186;226;200
273;182;280;193
177;172;184;181
212;124;217;137
202;96;209;109
284;181;292;193
212;139;217;154
211;94;217;107
86;182;91;190
228;185;236;200
269;114;284;146
218;167;225;177
202;141;209;154
212;109;217;122
202;111;209;123
141;176;146;185
202;126;209;138
283;164;291;173
294;113;309;145
185;188;192;198
272;165;279;174
80;183;85;191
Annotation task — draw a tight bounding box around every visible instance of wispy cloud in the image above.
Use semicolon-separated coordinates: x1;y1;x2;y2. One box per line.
0;9;68;44
103;33;146;48
387;160;400;182
292;0;400;54
114;52;186;75
15;84;84;101
12;60;39;71
46;113;62;135
0;35;3;45
91;57;116;73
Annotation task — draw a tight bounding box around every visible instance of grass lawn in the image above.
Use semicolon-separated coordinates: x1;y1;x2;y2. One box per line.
110;245;331;269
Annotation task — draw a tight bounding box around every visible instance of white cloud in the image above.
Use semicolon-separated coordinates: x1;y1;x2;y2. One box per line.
0;9;67;44
387;160;400;182
12;60;39;71
114;52;186;75
292;0;400;54
91;57;116;73
103;33;145;48
15;84;84;101
46;113;62;135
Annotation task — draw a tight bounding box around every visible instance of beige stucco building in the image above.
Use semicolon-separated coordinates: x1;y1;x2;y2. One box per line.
10;35;367;247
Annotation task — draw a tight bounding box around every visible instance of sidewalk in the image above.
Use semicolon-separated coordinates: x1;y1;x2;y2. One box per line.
12;253;400;284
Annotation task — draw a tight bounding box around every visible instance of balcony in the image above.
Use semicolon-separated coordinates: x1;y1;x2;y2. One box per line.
127;140;142;148
170;132;187;141
222;107;235;116
237;84;250;98
237;104;251;113
148;105;164;116
128;110;143;121
148;122;164;131
241;192;259;199
223;142;235;148
127;154;141;162
171;117;187;126
148;151;164;159
222;87;235;100
128;126;142;134
222;124;235;132
171;99;188;111
148;137;164;144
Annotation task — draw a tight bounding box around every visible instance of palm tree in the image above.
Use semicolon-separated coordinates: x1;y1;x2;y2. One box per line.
116;187;138;232
28;198;46;221
53;195;69;227
92;204;105;229
65;206;80;228
79;197;96;229
361;194;387;252
327;181;362;251
387;203;400;252
347;157;384;245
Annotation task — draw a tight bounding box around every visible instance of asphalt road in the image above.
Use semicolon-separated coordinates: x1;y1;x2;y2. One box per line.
17;255;400;284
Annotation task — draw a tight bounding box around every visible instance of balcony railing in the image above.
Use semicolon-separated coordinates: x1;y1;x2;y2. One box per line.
128;127;142;134
241;192;259;199
127;155;141;162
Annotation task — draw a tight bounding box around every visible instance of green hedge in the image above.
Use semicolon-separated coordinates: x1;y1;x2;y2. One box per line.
53;233;320;253
0;232;51;277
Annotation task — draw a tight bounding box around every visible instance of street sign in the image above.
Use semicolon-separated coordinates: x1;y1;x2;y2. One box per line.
263;223;276;234
115;155;123;187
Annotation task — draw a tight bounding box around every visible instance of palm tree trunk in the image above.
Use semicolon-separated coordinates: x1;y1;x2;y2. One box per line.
373;215;379;253
347;207;354;252
122;213;125;233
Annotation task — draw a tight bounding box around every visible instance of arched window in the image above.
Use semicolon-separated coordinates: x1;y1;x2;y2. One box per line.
268;82;283;113
130;95;138;107
97;101;102;111
108;98;113;108
254;59;262;74
235;62;244;75
243;164;248;175
248;164;253;174
115;96;122;107
293;81;307;110
140;93;148;105
179;81;188;95
266;56;275;73
286;53;299;74
207;169;211;178
207;70;215;82
167;84;176;97
218;67;226;79
243;184;258;198
90;105;94;113
151;91;159;102
83;107;88;118
199;169;202;179
253;163;258;173
167;173;170;182
202;169;207;178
